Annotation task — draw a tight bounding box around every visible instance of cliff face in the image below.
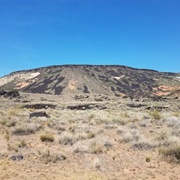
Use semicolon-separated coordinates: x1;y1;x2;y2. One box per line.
0;65;180;97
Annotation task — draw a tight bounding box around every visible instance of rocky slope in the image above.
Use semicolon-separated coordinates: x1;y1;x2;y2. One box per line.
0;65;180;98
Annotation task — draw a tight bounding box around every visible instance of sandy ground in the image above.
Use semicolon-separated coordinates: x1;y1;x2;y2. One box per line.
0;93;180;180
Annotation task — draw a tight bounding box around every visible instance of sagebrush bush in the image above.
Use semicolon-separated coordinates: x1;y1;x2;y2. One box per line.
132;138;156;150
12;123;41;135
149;110;161;120
73;142;89;153
39;150;66;164
59;132;76;145
0;118;17;127
119;129;141;143
159;145;180;163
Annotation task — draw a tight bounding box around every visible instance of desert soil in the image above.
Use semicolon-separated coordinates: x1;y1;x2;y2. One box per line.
0;93;180;180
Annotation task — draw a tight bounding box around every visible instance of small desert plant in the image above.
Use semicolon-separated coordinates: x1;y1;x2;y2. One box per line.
40;133;54;142
159;145;180;163
92;158;101;169
39;150;66;164
59;132;76;145
12;123;41;135
158;135;180;147
0;119;8;126
0;118;17;127
112;118;126;125
163;117;180;128
157;131;168;141
7;143;19;152
149;110;161;120
5;129;10;141
119;129;141;143
146;157;151;162
73;142;89;153
8;109;20;116
17;140;27;148
118;128;155;149
89;141;104;154
87;131;96;139
132;137;156;150
88;113;95;120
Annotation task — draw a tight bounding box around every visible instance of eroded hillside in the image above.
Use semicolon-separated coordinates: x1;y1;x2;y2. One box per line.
0;65;180;98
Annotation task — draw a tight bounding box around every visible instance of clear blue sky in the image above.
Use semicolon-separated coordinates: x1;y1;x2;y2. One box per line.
0;0;180;77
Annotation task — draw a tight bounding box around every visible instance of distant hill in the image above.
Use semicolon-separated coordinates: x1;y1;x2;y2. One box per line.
0;65;180;98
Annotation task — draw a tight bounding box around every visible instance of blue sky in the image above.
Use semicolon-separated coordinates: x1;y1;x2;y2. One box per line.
0;0;180;77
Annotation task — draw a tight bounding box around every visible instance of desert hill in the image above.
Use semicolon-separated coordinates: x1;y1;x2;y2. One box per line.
0;65;180;98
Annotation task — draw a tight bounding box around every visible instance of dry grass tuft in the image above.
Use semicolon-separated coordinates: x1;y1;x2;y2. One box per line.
40;133;54;142
89;140;104;154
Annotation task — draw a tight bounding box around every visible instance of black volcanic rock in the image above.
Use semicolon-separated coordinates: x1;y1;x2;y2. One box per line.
22;103;56;109
29;111;50;119
0;90;20;99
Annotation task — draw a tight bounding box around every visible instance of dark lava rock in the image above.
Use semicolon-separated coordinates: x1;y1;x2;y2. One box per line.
10;155;24;161
74;95;89;100
67;103;107;110
146;106;168;111
127;103;147;108
29;111;50;119
95;98;103;102
0;90;20;99
149;96;167;102
22;103;56;109
0;89;6;95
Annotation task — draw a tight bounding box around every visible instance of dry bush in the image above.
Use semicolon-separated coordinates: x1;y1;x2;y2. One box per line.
47;121;66;132
39;150;66;164
12;123;41;135
158;134;180;147
163;117;180;128
132;137;156;150
118;129;141;143
40;133;54;142
89;140;104;154
112;118;127;125
17;139;27;148
163;117;180;137
7;140;27;152
7;109;20;116
159;145;180;163
7;143;19;152
157;131;169;141
87;131;96;139
0;117;18;127
59;129;97;146
73;142;89;153
118;128;155;150
149;110;161;120
0;119;8;126
59;132;76;145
